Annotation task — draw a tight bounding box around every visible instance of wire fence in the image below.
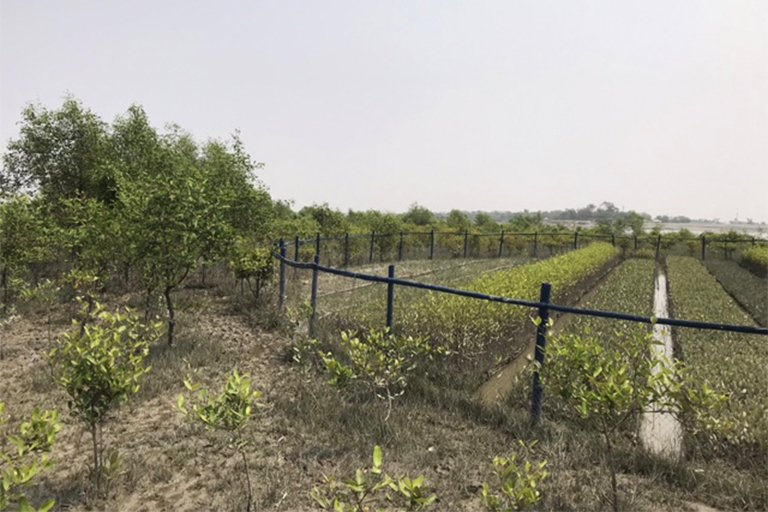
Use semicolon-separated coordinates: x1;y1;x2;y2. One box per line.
273;243;767;424
287;229;768;268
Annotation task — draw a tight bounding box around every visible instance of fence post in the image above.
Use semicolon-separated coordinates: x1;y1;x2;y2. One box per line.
701;235;706;261
429;228;435;260
633;235;638;251
386;265;395;333
498;229;505;258
573;231;579;250
309;254;320;337
315;233;321;260
369;230;376;263
752;237;756;247
655;234;662;260
530;282;552;426
463;230;469;258
278;240;287;313
293;235;301;276
533;232;538;257
398;231;404;261
611;234;616;247
343;233;350;267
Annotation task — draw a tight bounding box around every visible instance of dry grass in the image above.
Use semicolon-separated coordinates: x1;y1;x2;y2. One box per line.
1;262;761;511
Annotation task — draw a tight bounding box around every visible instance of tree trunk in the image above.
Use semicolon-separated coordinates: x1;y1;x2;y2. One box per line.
164;285;175;346
91;422;101;494
603;427;620;512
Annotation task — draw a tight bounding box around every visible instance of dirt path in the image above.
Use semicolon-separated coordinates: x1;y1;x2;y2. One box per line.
639;271;683;458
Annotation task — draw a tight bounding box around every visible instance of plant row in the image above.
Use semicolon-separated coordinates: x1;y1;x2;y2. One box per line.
704;260;767;326
739;246;768;277
666;256;768;453
564;258;656;340
402;242;619;356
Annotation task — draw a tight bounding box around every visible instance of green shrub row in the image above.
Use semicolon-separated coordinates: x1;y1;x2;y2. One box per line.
666;256;768;452
739;246;768;277
704;260;767;326
403;242;619;355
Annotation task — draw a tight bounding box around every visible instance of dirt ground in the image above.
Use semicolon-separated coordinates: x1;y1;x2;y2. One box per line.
0;283;744;511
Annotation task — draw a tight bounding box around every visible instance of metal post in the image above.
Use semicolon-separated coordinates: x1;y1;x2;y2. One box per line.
278;240;286;313
701;235;706;261
498;229;505;258
429;228;435;260
343;232;350;267
533;232;538;257
309;254;319;337
398;231;404;261
531;282;552;425
573;231;579;250
611;234;616;247
655;234;661;260
463;230;469;258
315;233;321;260
386;265;395;333
369;230;376;263
293;235;300;276
633;235;638;251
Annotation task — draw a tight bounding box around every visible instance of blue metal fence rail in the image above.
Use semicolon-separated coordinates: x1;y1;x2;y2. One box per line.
273;242;767;425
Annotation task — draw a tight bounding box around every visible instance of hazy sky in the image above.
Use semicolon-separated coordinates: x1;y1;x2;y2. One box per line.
1;1;766;221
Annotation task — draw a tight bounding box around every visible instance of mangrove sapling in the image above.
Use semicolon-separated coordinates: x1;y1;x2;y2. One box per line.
320;329;449;421
177;370;262;512
541;329;726;512
48;301;159;495
0;402;62;512
229;237;273;300
311;445;437;511
481;441;549;512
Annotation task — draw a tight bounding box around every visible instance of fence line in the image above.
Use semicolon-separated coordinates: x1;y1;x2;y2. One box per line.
274;251;767;336
286;229;768;266
274;245;766;424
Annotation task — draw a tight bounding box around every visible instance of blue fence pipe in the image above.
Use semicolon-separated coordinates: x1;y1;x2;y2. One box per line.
369;231;376;263
530;283;552;425
386;265;395;332
309;254;320;337
429;229;435;260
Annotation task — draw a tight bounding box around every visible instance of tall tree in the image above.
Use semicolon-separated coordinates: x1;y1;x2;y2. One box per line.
2;98;113;202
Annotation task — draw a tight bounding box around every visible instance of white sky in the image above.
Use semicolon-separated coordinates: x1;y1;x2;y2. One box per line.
1;1;766;221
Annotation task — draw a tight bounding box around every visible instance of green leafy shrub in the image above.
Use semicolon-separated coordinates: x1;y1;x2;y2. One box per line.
229;237;273;300
0;402;61;511
49;301;159;494
481;441;549;511
543;328;726;511
311;445;437;511
320;329;448;419
178;370;262;512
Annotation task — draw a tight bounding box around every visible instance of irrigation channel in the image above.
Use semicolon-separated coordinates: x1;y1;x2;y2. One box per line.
639;270;683;458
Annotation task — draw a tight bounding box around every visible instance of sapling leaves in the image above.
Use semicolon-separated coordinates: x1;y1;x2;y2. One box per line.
311;445;437;511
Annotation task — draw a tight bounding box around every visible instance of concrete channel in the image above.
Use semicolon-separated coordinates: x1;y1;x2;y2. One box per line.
639;270;683;459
